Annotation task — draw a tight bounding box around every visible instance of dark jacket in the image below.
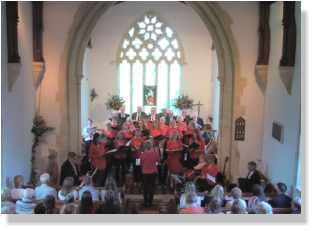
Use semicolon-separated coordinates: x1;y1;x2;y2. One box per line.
148;114;159;121
131;111;147;120
118;113;130;124
269;194;292;208
97;201;121;214
189;117;205;130
60;159;81;186
182;115;191;125
165;115;177;126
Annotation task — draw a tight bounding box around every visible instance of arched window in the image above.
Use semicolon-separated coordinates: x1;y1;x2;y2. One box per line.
117;13;184;115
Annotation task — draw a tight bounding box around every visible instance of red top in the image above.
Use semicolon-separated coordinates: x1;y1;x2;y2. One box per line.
101;129;116;138
144;122;152;130
201;163;218;185
150;128;162;137
140;151;160;174
180;207;205;214
188;138;205;159
167;139;183;151
130;124;136;131
176;122;187;133
89;143;106;170
130;137;145;159
114;139;128;149
160;125;169;136
166;127;182;137
186;127;200;135
123;130;134;139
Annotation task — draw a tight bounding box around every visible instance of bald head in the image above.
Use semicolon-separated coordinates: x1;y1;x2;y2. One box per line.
137;106;142;113
120;106;125;114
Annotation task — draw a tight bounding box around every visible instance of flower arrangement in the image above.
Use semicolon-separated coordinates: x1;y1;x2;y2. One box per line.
28;113;55;186
173;94;194;110
105;94;125;110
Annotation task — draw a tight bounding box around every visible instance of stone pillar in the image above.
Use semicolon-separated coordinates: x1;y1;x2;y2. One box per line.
76;75;84;155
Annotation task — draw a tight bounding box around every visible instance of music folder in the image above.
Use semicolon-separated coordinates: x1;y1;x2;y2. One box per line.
206;173;216;183
183;142;200;150
114;146;130;159
132;121;139;127
111;126;119;131
142;129;150;137
183;134;193;140
152;135;165;141
86;126;97;133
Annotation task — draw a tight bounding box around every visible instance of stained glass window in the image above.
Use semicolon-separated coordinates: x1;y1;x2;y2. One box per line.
117;14;184;115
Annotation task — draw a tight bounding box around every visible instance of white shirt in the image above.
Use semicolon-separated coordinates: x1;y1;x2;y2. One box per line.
82;126;93;141
151;114;155;121
121;113;125;118
136;113;141;121
15;199;36;214
58;189;78;200
10;188;25;200
35;184;57;200
1;201;16;214
248;171;254;179
79;186;99;201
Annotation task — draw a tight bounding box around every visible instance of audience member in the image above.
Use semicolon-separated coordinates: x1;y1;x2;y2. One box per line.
291;197;301;214
60;151;82;186
225;187;247;209
1;206;11;214
1;188;15;214
202;184;225;207
79;176;100;201
208;198;224;214
61;203;76;214
15;188;36;214
34;203;47;214
101;177;120;201
179;182;201;209
257;201;273;214
97;190;121;214
243;161;261;192
11;175;25;200
248;184;267;212
268;182;292;208
44;195;60;214
35;173;57;200
58;177;78;200
230;199;246;214
77;191;98;214
60;193;76;213
180;192;205;214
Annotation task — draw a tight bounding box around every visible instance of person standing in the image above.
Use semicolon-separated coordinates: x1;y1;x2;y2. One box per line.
148;107;158;121
191;112;204;130
82;119;94;159
181;109;190;125
132;106;147;121
187;128;206;168
118;106;129;124
130;130;145;187
88;133;107;187
140;140;160;207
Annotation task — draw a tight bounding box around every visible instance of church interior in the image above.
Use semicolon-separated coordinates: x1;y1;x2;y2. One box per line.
1;1;301;215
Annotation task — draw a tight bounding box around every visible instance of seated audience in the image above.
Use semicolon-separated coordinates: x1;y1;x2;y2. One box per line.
44;195;60;214
60;193;76;213
61;203;77;214
201;184;225;207
11;175;25;200
15;188;36;214
1;206;11;214
257;201;273;214
58;177;78;200
208;198;224;214
180;192;205;214
101;177;120;201
77;191;98;214
268;182;292;208
34;203;47;214
35;173;57;200
248;185;268;213
225;187;247;209
1;188;15;214
230;199;246;214
79;176;100;201
291;197;301;214
97;190;121;214
179;182;201;209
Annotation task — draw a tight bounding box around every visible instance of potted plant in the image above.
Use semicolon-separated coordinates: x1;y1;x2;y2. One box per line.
172;94;194;110
105;94;126;110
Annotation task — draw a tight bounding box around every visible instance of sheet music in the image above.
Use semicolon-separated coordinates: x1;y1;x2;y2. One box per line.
105;149;117;154
136;158;140;165
206;173;216;183
92;167;98;177
126;139;131;146
183;144;189;148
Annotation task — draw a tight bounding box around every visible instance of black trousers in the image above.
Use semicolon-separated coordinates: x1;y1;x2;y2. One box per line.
197;178;214;192
157;161;168;185
84;140;92;158
142;172;157;206
132;159;143;183
115;158;127;184
93;168;107;187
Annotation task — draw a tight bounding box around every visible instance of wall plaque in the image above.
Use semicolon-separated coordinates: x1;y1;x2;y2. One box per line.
235;116;245;141
272;121;284;143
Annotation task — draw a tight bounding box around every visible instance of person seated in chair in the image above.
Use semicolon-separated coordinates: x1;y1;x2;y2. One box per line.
11;175;25;200
197;154;218;192
239;161;261;192
35;173;57;200
291;197;301;214
1;188;15;214
268;182;292;208
97;190;121;214
15;188;36;214
257;201;273;214
207;198;224;214
34;203;47;214
79;176;100;201
44;195;60;214
201;185;226;207
60;151;82;186
179;182;201;209
180;192;205;214
225;187;247;209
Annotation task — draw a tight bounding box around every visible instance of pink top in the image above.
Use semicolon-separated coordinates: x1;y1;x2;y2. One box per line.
140;151;160;174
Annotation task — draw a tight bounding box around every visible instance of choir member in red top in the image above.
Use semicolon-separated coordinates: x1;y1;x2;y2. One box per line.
188;128;206;168
126;117;136;131
176;116;187;134
137;120;149;139
140;140;160;207
186;120;199;135
88;133;107;187
101;120;116;146
159;116;169;136
130;130;145;187
166;131;183;188
113;131;128;186
166;119;182;137
122;122;134;140
143;116;152;130
197;154;218;192
150;120;163;151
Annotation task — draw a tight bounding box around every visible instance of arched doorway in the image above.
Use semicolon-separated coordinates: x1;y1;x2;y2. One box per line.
66;1;235;179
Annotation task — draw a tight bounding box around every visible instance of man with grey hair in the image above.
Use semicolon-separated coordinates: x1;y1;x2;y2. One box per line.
79;176;99;201
97;190;121;214
1;188;15;214
131;106;147;121
118;106;129;124
291;197;301;214
35;173;57;200
165;109;176;126
257;201;273;214
191;112;204;130
148;107;158;121
15;188;36;214
181;109;190;124
180;192;205;214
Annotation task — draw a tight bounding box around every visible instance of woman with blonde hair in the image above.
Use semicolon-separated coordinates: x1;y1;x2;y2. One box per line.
208;198;224;214
225;187;247;208
197;154;218;192
230;199;246;214
179;182;201;208
58;177;78;200
122;122;134;140
166;119;182;137
166;131;183;188
11;175;25;200
202;184;225;207
101;176;120;201
176;116;187;134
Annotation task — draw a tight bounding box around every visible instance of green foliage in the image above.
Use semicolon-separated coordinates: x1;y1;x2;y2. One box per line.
172;94;194;110
105;94;126;110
